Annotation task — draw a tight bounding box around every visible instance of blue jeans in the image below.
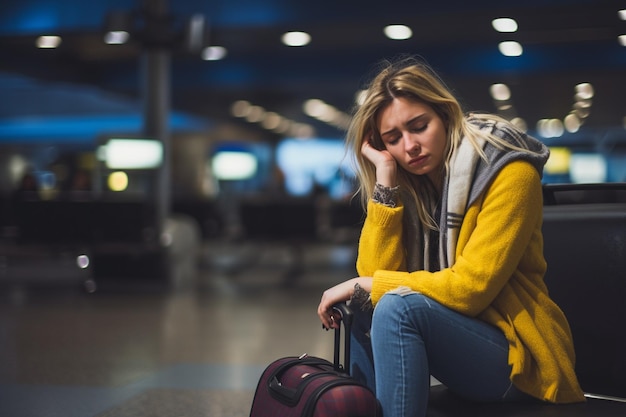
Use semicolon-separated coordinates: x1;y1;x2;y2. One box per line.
350;292;532;417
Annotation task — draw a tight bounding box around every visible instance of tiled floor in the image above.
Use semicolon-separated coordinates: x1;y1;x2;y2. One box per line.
0;240;358;417
4;238;625;417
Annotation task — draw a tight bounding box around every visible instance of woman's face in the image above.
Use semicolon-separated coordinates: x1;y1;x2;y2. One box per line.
376;97;447;184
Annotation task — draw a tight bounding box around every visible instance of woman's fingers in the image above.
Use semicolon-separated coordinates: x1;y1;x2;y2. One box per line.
318;292;338;329
318;279;357;329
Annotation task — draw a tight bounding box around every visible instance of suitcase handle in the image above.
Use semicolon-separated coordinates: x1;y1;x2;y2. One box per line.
332;303;353;373
267;357;337;405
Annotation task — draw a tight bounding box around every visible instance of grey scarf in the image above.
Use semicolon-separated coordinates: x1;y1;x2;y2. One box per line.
403;119;549;272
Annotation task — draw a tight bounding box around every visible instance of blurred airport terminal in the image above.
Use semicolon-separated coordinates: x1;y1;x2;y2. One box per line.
0;0;625;416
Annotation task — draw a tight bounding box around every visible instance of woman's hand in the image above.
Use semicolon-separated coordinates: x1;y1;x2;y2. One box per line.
318;277;372;329
361;140;397;187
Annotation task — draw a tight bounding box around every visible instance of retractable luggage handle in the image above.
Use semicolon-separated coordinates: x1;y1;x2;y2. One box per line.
331;302;353;373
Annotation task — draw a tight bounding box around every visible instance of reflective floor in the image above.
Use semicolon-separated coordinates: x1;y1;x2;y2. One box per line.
0;240;357;417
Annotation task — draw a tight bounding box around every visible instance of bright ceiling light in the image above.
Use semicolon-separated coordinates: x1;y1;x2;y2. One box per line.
489;83;511;101
303;98;350;129
355;90;368;106
202;46;227;61
230;99;306;135
384;25;413;40
36;35;62;48
498;41;523;56
619;35;626;47
303;99;330;118
575;83;594;100
619;9;626;20
564;113;581;133
282;31;311;46
104;31;129;45
537;118;564;138
491;18;518;33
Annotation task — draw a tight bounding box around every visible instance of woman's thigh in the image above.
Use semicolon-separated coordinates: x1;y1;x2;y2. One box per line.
373;292;527;402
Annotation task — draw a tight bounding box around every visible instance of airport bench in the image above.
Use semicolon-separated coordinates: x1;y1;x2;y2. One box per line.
14;198;157;245
4;197;199;291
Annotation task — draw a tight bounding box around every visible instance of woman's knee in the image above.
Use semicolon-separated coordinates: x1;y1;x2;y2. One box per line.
373;292;434;328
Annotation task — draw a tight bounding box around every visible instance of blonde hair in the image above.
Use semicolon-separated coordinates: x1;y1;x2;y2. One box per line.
347;57;532;229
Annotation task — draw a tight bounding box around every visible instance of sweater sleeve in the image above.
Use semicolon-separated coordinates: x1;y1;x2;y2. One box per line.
370;160;544;316
355;200;407;277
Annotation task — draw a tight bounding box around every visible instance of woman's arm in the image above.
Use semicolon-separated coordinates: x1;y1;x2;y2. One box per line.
370;160;544;316
355;200;407;276
317;277;373;329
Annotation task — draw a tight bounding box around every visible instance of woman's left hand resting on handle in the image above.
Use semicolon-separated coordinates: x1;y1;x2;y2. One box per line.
318;277;372;330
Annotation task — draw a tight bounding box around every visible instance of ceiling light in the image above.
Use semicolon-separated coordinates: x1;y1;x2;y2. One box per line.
290;123;315;138
36;35;61;48
619;35;626;47
510;117;527;132
355;90;368;106
261;112;282;130
231;100;252;117
202;46;227;61
282;31;311;46
104;31;129;45
574;107;591;119
489;83;511;101
491;18;518;33
574;98;592;109
303;98;350;129
274;119;291;134
575;82;594;100
538;118;564;138
564;113;581;133
303;99;330;118
619;9;626;20
245;105;265;123
498;41;523;56
384;25;413;40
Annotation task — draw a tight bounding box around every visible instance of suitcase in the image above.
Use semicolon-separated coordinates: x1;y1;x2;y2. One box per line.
249;303;381;417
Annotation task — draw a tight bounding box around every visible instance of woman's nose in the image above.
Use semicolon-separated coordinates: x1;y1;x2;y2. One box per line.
403;134;420;154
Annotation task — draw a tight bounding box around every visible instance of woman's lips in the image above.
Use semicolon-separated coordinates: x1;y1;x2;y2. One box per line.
408;155;427;167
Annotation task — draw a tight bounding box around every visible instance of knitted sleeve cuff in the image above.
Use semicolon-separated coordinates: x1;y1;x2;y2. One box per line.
350;282;373;311
372;183;400;208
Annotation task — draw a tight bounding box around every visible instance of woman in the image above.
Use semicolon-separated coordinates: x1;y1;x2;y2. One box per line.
317;57;585;417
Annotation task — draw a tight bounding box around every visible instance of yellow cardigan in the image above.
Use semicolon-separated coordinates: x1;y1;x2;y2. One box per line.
357;160;585;404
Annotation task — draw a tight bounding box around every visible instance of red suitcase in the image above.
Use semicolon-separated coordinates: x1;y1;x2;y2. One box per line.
249;303;380;417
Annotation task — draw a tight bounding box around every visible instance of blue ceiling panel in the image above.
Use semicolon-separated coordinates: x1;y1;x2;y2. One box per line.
0;0;624;142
